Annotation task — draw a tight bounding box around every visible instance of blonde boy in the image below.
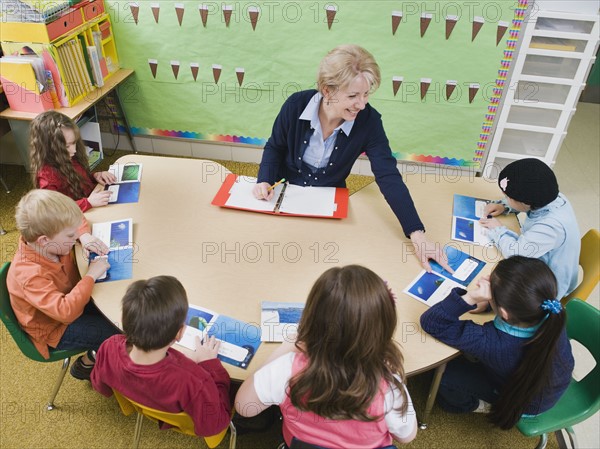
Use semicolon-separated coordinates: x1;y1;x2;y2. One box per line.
7;189;120;380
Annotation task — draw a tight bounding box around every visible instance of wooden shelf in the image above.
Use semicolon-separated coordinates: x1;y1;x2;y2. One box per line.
0;68;134;121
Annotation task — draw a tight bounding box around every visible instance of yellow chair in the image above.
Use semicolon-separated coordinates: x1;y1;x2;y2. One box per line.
112;389;236;449
563;229;600;304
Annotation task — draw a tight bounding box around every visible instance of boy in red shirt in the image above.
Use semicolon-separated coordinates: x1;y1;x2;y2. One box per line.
91;276;232;437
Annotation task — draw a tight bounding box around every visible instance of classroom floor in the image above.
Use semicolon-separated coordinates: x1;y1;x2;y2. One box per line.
550;101;600;449
0;102;598;448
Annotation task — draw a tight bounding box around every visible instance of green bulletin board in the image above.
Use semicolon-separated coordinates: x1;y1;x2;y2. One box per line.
107;1;527;167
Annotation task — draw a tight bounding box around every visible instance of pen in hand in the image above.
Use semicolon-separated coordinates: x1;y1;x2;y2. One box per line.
267;178;286;191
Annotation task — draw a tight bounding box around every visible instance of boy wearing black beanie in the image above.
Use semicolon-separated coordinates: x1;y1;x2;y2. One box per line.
480;158;580;299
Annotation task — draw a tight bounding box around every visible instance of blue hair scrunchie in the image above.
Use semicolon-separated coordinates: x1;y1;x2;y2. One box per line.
541;299;562;314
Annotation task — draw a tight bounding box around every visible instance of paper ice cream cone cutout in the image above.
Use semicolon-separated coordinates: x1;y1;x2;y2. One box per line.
472;16;484;41
236;68;245;86
199;4;208;27
248;6;259;30
445;15;458;39
151;3;160;23
391;11;402;35
497;21;508;46
129;3;139;24
420;13;432;37
171;60;180;79
148;59;158;78
175;3;185;26
212;64;222;83
392;76;403;96
190;63;199;81
469;83;480;103
446;80;457;100
420;78;431;100
223;5;232;27
326;5;337;30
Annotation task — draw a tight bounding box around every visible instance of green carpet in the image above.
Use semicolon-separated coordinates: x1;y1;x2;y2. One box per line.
0;152;556;448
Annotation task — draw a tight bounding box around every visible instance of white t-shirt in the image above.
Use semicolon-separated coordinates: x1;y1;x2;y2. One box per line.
252;352;417;441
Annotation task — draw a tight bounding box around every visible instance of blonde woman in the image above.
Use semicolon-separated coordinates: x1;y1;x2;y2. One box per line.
253;44;449;271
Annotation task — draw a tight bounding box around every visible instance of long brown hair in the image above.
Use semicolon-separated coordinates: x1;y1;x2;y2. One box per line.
289;265;408;421
29;110;91;199
489;256;566;429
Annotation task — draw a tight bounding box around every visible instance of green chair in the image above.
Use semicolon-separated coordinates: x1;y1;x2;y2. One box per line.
517;299;600;449
0;262;86;410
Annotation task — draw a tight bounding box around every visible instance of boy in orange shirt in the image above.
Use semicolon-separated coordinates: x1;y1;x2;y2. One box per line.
7;189;120;380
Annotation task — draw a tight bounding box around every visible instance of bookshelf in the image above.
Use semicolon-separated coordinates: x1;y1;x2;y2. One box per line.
483;5;600;178
0;0;136;171
0;0;120;111
0;68;135;171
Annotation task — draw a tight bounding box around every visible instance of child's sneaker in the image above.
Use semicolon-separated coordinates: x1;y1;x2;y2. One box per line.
70;356;94;380
473;400;492;414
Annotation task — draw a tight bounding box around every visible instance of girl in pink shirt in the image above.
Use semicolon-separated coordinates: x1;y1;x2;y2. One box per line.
235;265;417;448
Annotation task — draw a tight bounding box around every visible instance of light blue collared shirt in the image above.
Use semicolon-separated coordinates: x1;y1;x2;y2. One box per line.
299;92;355;170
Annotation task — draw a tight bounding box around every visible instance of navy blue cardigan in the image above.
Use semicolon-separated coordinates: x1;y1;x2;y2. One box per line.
420;288;574;416
257;90;424;236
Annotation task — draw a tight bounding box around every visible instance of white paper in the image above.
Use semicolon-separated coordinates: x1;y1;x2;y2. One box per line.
279;185;337;216
224;176;283;212
474;200;488;218
91;218;133;250
223;176;338;217
451;258;480;282
451;216;491;246
106;184;119;203
403;271;464;307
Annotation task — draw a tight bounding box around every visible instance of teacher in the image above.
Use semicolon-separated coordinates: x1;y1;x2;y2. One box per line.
253;44;449;271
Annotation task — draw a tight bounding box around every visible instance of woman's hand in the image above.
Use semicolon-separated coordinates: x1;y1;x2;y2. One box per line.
79;232;109;257
409;231;453;273
93;171;118;185
253;182;275;201
88;189;112;207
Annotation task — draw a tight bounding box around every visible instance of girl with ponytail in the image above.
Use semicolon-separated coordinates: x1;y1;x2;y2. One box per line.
30;110;116;212
421;255;574;429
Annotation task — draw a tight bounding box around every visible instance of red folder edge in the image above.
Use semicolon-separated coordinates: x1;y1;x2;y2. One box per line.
211;173;237;207
211;174;349;219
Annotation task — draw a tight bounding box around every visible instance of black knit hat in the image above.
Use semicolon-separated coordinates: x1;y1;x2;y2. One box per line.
498;159;559;208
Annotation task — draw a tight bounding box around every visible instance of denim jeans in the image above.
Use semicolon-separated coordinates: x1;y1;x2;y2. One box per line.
437;356;500;413
55;301;121;352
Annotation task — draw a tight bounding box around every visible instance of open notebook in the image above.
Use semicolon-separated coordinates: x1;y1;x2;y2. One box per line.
403;246;486;307
451;194;492;246
212;174;349;218
90;218;134;282
179;304;261;369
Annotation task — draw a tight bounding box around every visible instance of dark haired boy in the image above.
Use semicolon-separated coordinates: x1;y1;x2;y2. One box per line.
91;276;231;437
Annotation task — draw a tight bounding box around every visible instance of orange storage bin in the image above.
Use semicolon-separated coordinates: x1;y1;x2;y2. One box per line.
83;0;105;21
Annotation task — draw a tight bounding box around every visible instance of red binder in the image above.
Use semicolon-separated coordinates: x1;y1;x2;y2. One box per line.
212;174;349;219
